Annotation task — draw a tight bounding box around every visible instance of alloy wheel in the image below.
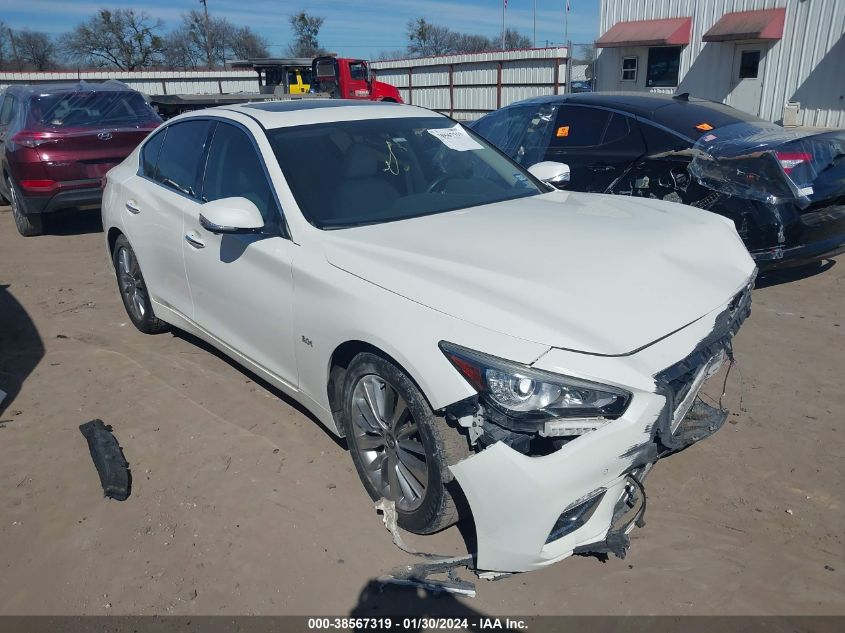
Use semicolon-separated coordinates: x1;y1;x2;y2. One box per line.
350;374;429;511
117;246;147;321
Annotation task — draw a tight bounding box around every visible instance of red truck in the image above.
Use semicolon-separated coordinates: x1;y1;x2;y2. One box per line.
150;56;402;119
311;56;402;102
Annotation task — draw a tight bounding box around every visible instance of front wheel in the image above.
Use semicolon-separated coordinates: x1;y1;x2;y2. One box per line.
342;352;470;534
112;234;169;334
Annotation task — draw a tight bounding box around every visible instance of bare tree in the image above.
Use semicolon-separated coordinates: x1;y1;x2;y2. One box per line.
163;11;269;69
0;22;9;69
500;29;532;50
374;49;407;61
406;18;455;57
177;9;230;68
161;30;200;69
229;26;269;60
62;9;164;70
405;18;531;58
12;30;57;70
451;33;493;54
287;11;325;58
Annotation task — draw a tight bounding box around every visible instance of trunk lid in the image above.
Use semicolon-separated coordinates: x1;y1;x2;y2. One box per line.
27;127;156;182
689;122;845;210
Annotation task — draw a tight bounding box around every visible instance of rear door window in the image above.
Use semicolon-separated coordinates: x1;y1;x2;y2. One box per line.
154;120;213;198
640;123;689;153
201;122;281;226
549;106;612;149
140;128;167;178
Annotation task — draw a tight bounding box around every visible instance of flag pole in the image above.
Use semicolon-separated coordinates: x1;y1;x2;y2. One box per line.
565;0;570;48
533;0;537;47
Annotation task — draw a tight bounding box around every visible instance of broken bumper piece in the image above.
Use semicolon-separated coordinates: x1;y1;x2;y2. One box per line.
450;395;727;572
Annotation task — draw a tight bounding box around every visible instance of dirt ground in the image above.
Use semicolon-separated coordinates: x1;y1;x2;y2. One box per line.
0;206;843;617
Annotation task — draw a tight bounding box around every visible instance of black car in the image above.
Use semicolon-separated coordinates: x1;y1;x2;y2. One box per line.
471;93;845;269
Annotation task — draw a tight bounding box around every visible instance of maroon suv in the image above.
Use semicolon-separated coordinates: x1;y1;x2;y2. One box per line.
0;81;162;236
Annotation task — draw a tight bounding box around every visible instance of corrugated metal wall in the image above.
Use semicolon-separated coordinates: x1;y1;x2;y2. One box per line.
597;0;845;127
0;70;259;95
372;48;569;120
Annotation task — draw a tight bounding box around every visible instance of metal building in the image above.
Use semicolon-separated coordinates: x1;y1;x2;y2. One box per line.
594;0;845;127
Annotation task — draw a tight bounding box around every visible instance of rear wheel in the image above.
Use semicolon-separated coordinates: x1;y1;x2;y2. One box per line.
342;352;470;534
112;234;169;334
8;177;43;237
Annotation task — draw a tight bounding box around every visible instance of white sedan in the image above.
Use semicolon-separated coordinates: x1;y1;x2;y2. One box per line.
102;100;756;573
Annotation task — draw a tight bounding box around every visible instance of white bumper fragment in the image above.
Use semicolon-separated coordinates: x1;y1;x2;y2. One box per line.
450;391;664;573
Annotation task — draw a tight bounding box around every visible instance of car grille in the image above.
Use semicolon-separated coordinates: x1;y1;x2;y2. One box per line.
655;283;753;420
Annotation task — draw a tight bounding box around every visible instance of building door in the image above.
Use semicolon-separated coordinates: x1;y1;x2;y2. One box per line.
729;45;765;115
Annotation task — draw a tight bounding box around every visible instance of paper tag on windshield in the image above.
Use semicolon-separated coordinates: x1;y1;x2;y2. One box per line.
427;126;483;151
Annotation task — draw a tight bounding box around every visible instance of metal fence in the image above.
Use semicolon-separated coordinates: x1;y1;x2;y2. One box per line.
0;70;259;96
371;47;574;120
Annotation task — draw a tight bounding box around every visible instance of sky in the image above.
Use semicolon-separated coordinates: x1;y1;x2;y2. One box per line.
0;0;600;59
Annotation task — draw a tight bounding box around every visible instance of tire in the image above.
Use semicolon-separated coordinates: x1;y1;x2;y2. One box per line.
341;352;470;534
8;176;43;237
112;234;169;334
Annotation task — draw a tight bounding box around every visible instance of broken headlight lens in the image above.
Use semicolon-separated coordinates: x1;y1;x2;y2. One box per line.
440;342;631;424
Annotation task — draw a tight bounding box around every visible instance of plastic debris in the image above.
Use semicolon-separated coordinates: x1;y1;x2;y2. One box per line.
79;419;131;501
374;498;476;597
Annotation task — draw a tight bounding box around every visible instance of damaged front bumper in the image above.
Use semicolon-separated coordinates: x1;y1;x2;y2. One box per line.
449;284;751;573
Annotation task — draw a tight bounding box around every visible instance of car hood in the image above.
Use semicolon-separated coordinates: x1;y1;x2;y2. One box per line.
321;191;756;355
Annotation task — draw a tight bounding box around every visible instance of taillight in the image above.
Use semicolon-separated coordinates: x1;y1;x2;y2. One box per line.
776;151;812;174
11;131;60;149
19;179;57;192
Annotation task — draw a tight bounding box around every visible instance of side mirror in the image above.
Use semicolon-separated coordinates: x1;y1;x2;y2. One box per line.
199;197;264;234
528;161;571;189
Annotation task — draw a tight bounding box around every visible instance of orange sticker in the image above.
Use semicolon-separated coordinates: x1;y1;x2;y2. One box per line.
556;126;570;137
696;122;714;131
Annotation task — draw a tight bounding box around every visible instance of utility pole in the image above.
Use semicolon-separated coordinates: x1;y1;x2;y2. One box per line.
533;0;537;47
199;0;213;69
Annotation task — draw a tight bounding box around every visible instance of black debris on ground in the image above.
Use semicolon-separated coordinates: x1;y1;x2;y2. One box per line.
79;419;131;501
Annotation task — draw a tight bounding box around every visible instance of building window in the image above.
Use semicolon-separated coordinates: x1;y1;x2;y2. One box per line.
739;50;761;79
646;46;682;87
621;56;638;81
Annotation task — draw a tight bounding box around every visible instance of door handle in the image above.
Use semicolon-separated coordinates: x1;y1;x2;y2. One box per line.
125;200;141;214
184;231;205;249
588;164;615;173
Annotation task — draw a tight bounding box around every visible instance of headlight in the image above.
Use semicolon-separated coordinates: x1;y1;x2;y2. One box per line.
440;342;631;431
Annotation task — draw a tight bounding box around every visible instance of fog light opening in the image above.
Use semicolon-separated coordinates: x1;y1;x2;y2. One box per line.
545;488;607;544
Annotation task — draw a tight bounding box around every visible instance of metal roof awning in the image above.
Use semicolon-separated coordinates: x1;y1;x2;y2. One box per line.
596;17;692;48
702;8;786;42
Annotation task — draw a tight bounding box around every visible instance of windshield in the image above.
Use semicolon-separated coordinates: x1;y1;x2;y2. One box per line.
28;91;160;128
268;116;544;229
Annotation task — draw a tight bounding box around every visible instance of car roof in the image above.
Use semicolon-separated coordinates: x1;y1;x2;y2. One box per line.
505;91;762;137
183;99;441;129
4;80;139;98
515;91;759;119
